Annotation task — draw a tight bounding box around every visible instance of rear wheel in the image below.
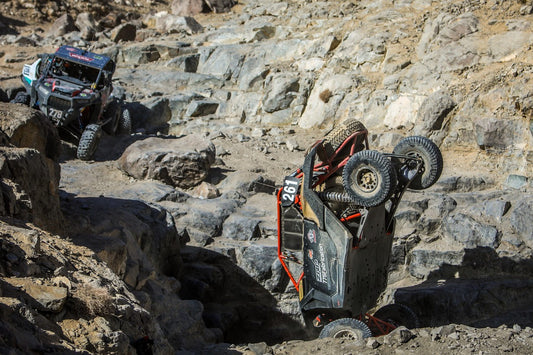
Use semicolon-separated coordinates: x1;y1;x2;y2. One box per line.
373;304;420;330
319;318;372;340
102;100;121;135
342;150;397;207
392;136;443;190
11;92;30;105
77;124;102;161
117;107;132;135
319;119;367;161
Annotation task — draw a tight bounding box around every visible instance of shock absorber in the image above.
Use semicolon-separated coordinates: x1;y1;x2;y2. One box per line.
317;191;358;203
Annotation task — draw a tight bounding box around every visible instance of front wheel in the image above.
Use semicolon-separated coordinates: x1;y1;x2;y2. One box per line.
10;92;30;105
392;136;443;190
342;150;397;207
77;124;102;161
319;318;372;340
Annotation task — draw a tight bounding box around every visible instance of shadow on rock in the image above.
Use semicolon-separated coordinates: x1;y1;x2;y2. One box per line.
60;191;184;287
0;14;25;35
395;247;533;329
180;246;308;345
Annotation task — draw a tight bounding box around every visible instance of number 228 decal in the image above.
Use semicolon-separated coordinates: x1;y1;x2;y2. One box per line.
281;176;299;207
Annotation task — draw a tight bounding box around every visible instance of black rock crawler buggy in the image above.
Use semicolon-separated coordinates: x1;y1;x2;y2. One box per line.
13;45;131;160
277;119;443;340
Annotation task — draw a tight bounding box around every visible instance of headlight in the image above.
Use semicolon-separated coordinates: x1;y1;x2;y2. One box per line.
37;85;49;95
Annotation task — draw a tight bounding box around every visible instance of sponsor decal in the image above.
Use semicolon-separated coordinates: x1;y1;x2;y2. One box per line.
313;244;328;284
307;229;316;244
69;53;94;62
308;249;313;260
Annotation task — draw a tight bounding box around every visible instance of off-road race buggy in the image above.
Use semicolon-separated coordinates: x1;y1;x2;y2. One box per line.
12;45;131;160
277;119;443;340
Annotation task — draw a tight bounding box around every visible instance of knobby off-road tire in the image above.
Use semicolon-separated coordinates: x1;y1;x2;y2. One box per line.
11;92;30;105
342;150;397;207
318;118;367;161
392;136;443;190
77;124;102;161
319;318;373;340
117;107;132;135
373;303;420;330
102;100;121;135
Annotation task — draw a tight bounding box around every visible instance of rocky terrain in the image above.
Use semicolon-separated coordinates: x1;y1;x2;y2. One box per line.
1;0;532;354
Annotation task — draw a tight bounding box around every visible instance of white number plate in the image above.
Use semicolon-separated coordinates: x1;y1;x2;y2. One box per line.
48;108;63;120
281;176;300;207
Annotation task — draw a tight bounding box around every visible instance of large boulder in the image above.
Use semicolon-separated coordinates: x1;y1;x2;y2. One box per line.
0;103;62;233
143;12;203;34
171;0;236;15
118;135;216;188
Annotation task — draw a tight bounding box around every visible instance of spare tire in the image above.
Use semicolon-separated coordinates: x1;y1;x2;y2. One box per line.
318;119;367;161
342;150;397;207
393;136;443;190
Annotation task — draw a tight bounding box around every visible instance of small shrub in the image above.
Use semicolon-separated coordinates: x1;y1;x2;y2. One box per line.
72;284;114;316
319;89;332;103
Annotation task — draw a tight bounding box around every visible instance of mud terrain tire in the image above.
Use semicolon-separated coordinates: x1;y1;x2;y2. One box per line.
319;318;372;340
342;150;397;207
77;124;102;161
393;136;443;190
117;108;132;135
373;303;420;330
11;92;30;105
319;119;367;161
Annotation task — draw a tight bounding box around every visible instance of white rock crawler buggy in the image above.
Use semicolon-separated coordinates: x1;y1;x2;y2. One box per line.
277;119;443;340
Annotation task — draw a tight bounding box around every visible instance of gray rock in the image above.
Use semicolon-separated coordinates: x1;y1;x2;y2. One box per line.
170;197;241;245
197;45;246;80
185;100;219;117
483;199;511;222
442;213;499;249
435;176;493;192
75;13;97;40
4;278;67;312
222;214;261;241
239;245;278;285
237;53;270;91
171;0;204;16
383;326;414;345
111;23;137;43
409;248;464;279
414;91;456;136
165;53;200;72
144;12;203;34
120;44;161;65
510;196;533;247
134;97;172;132
505;174;529;190
431;325;456;340
47;14;77;37
262;73;299;113
118;135;216;188
475;117;525;149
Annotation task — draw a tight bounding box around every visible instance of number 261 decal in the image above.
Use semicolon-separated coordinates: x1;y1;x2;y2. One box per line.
281;176;299;207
